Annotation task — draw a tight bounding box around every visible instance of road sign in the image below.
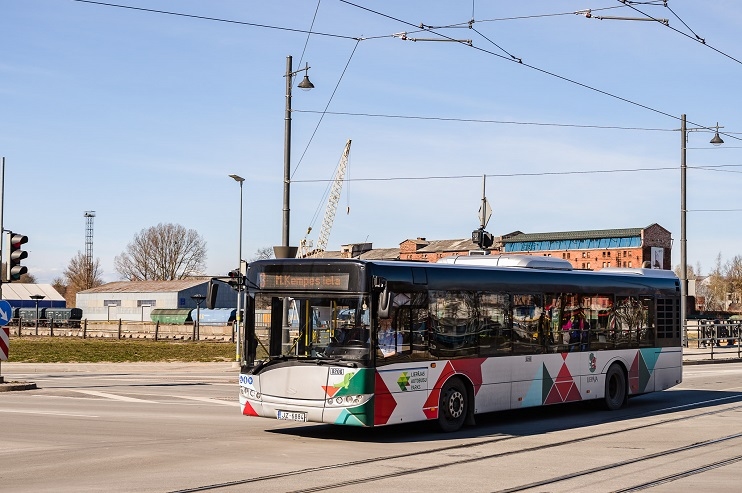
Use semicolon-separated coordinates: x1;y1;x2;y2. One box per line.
478;198;492;228
0;300;11;327
0;327;8;361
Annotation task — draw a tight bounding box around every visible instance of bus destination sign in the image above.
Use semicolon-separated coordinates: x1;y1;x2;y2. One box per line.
259;273;350;291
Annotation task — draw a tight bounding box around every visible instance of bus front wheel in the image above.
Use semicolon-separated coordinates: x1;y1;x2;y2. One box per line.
438;379;467;432
604;363;627;411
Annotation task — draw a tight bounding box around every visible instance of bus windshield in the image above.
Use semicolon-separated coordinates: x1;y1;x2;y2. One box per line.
254;293;371;362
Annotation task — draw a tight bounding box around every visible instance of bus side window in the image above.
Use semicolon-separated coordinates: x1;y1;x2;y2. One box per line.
376;293;413;364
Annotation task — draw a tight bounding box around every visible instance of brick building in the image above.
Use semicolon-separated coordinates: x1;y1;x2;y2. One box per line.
501;223;672;271
321;223;672;271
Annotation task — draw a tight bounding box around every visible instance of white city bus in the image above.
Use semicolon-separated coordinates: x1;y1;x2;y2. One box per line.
239;254;682;432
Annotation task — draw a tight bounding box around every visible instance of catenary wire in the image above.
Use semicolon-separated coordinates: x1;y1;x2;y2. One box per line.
290;39;361;179
618;0;742;65
292;163;742;183
71;0;361;40
291;110;676;131
296;0;323;70
338;0;740;142
73;0;741;143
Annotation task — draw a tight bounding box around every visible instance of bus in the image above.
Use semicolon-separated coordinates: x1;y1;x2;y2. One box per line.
239;254;682;432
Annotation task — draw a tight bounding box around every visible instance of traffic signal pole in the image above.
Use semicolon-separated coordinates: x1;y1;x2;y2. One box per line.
1;157;5;382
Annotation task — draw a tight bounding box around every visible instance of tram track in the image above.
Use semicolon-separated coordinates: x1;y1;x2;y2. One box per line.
492;432;742;493
169;398;742;493
611;455;742;492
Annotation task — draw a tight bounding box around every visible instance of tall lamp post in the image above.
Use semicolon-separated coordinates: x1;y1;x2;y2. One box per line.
280;55;314;256
229;174;244;365
191;293;206;342
278;56;314;352
30;294;44;336
680;114;723;343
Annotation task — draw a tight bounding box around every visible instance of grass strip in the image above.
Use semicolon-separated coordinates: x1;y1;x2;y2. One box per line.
6;337;236;363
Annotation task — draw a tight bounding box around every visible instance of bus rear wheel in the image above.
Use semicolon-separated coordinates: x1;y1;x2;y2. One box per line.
604;363;627;411
438;379;467;432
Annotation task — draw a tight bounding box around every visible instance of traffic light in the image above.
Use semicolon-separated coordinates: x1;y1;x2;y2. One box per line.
227;269;242;290
4;231;28;282
471;228;494;250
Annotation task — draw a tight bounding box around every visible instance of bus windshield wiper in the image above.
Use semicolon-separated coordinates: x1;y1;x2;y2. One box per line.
315;358;357;368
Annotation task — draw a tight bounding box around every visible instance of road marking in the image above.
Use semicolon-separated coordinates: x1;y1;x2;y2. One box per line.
72;390;157;403
174;396;239;407
0;409;99;418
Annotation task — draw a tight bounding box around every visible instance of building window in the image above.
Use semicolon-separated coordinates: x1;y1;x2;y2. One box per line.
628;261;632;268
138;300;156;307
104;300;121;307
587;263;591;269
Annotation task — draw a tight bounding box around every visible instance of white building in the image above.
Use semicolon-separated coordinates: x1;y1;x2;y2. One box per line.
2;283;66;310
76;279;238;322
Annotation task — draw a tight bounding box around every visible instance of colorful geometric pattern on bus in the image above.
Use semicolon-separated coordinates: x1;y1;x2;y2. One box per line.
242;399;258;416
334;400;373;427
321;368;372;398
373;371;398;425
628;349;659;394
542;353;582;405
422;358;487;419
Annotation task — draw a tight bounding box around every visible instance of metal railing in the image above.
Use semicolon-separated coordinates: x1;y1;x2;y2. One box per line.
685;319;742;361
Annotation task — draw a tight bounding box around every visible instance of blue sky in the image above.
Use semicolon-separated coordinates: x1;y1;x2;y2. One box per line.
3;0;742;284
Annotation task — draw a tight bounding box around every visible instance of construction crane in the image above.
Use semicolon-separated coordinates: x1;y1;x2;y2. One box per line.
298;139;352;258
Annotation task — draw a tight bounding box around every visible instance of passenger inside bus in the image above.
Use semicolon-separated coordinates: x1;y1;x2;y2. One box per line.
378;318;403;357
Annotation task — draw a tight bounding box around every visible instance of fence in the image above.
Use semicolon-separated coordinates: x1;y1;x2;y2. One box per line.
684;319;742;361
9;317;236;342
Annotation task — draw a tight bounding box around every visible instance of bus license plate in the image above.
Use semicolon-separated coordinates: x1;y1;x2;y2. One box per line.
277;410;307;422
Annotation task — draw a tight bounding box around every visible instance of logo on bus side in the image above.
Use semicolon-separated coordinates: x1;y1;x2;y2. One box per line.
588;353;597;373
397;370;427;391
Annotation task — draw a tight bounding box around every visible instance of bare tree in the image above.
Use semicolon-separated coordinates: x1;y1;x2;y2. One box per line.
250;247;274;262
52;276;68;302
51;252;105;307
114;223;207;281
702;253;727;311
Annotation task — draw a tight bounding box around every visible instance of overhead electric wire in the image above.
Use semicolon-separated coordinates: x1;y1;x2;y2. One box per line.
71;0;361;41
618;0;742;65
74;0;742;144
293;163;742;184
291;110;675;132
290;39;362;179
296;0;323;70
339;0;741;143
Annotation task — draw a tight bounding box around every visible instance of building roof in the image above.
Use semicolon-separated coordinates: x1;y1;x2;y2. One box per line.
1;283;65;302
359;248;400;260
415;238;479;252
79;279;208;294
503;227;645;243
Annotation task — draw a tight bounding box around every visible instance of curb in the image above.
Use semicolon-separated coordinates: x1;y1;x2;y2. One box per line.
0;381;37;392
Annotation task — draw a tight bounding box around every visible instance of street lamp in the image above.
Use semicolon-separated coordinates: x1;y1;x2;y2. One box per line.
191;294;206;342
280;55;314;258
680;114;723;344
30;294;44;336
229;174;244;365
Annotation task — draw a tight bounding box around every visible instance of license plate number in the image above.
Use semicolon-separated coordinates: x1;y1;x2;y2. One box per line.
277;410;307;422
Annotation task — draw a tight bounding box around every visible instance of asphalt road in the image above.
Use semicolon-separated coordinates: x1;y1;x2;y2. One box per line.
1;361;742;493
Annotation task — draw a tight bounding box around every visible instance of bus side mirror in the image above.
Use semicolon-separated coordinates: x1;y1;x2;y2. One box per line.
377;287;392;319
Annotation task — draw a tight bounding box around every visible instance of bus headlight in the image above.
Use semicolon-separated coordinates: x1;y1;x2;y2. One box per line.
326;394;366;407
241;388;261;400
